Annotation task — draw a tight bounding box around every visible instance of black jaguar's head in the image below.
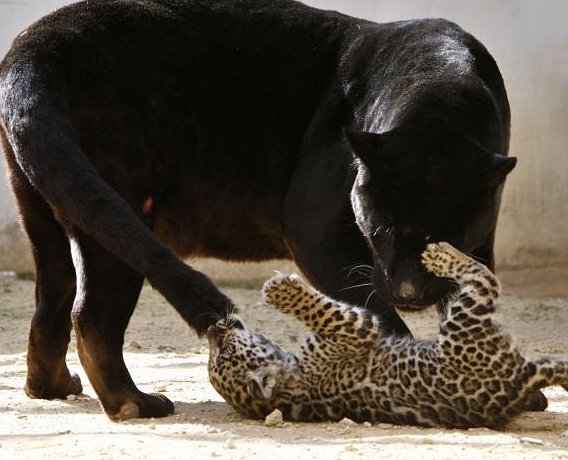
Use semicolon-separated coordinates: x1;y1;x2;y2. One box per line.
345;122;516;309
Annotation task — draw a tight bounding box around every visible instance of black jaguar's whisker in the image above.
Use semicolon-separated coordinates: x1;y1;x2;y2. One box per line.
346;264;373;279
340;282;374;291
364;289;377;310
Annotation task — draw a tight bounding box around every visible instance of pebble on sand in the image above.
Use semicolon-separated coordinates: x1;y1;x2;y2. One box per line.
264;409;284;427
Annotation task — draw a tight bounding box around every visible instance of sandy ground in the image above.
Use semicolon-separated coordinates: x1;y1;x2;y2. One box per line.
2;263;568;459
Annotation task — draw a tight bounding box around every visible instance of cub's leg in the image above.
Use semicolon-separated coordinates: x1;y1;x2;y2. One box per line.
422;242;548;411
5;146;82;400
262;273;379;349
531;358;568;394
70;230;173;420
422;242;500;296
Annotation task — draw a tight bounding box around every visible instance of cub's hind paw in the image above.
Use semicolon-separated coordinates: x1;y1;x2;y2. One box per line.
421;242;469;278
262;273;314;309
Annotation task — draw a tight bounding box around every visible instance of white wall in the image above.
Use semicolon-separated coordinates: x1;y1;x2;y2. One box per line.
1;0;567;269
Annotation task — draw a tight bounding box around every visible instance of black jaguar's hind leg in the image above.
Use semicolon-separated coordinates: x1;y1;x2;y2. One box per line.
25;223;82;400
5;149;82;400
69;230;173;420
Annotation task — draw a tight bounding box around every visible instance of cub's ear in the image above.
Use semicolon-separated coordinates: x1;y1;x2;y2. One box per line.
485;154;517;188
249;368;277;400
343;128;383;168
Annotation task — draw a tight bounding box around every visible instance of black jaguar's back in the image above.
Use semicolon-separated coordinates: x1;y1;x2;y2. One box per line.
0;0;355;259
0;0;517;420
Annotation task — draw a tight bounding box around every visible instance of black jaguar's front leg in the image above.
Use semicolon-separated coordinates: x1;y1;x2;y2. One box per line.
284;224;411;338
282;136;411;337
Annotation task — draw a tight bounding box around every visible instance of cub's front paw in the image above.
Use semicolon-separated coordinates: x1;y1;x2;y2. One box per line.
421;242;468;278
262;273;312;308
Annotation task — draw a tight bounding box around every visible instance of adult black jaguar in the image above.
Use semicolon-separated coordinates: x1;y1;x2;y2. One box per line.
0;0;516;420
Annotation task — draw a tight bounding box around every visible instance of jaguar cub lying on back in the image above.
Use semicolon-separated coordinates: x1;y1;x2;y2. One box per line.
207;243;568;428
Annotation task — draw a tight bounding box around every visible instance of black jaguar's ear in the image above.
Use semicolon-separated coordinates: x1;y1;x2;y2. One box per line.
485;154;517;188
343;128;383;168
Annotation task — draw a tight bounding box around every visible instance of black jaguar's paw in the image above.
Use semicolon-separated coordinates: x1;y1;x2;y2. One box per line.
24;370;83;400
108;392;175;421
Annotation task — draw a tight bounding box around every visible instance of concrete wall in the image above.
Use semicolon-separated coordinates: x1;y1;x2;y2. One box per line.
0;0;79;271
0;0;76;225
0;0;567;270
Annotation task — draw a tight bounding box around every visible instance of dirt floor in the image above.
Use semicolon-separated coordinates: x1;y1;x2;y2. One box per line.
1;262;568;459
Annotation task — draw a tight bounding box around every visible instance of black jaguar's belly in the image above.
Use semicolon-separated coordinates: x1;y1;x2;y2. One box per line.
153;183;293;261
73;104;294;261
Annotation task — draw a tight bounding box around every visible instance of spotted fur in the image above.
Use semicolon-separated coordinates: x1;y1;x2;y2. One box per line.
207;242;568;428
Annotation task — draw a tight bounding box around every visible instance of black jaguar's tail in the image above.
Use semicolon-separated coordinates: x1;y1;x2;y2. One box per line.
0;62;231;335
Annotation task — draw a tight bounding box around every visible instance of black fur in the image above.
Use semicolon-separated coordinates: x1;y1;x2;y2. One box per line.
0;0;515;419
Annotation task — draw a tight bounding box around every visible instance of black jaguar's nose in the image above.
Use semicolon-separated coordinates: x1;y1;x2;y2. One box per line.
390;258;425;304
393;280;422;303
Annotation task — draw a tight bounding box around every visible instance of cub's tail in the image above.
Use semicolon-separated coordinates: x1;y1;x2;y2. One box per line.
0;55;230;334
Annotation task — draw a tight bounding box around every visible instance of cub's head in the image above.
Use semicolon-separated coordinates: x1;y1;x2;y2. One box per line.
207;314;289;419
345;122;515;310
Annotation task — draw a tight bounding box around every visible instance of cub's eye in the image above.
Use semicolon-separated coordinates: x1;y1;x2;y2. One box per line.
218;344;235;358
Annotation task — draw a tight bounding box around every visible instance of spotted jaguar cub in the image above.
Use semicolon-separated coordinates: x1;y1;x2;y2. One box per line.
207;243;568;428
